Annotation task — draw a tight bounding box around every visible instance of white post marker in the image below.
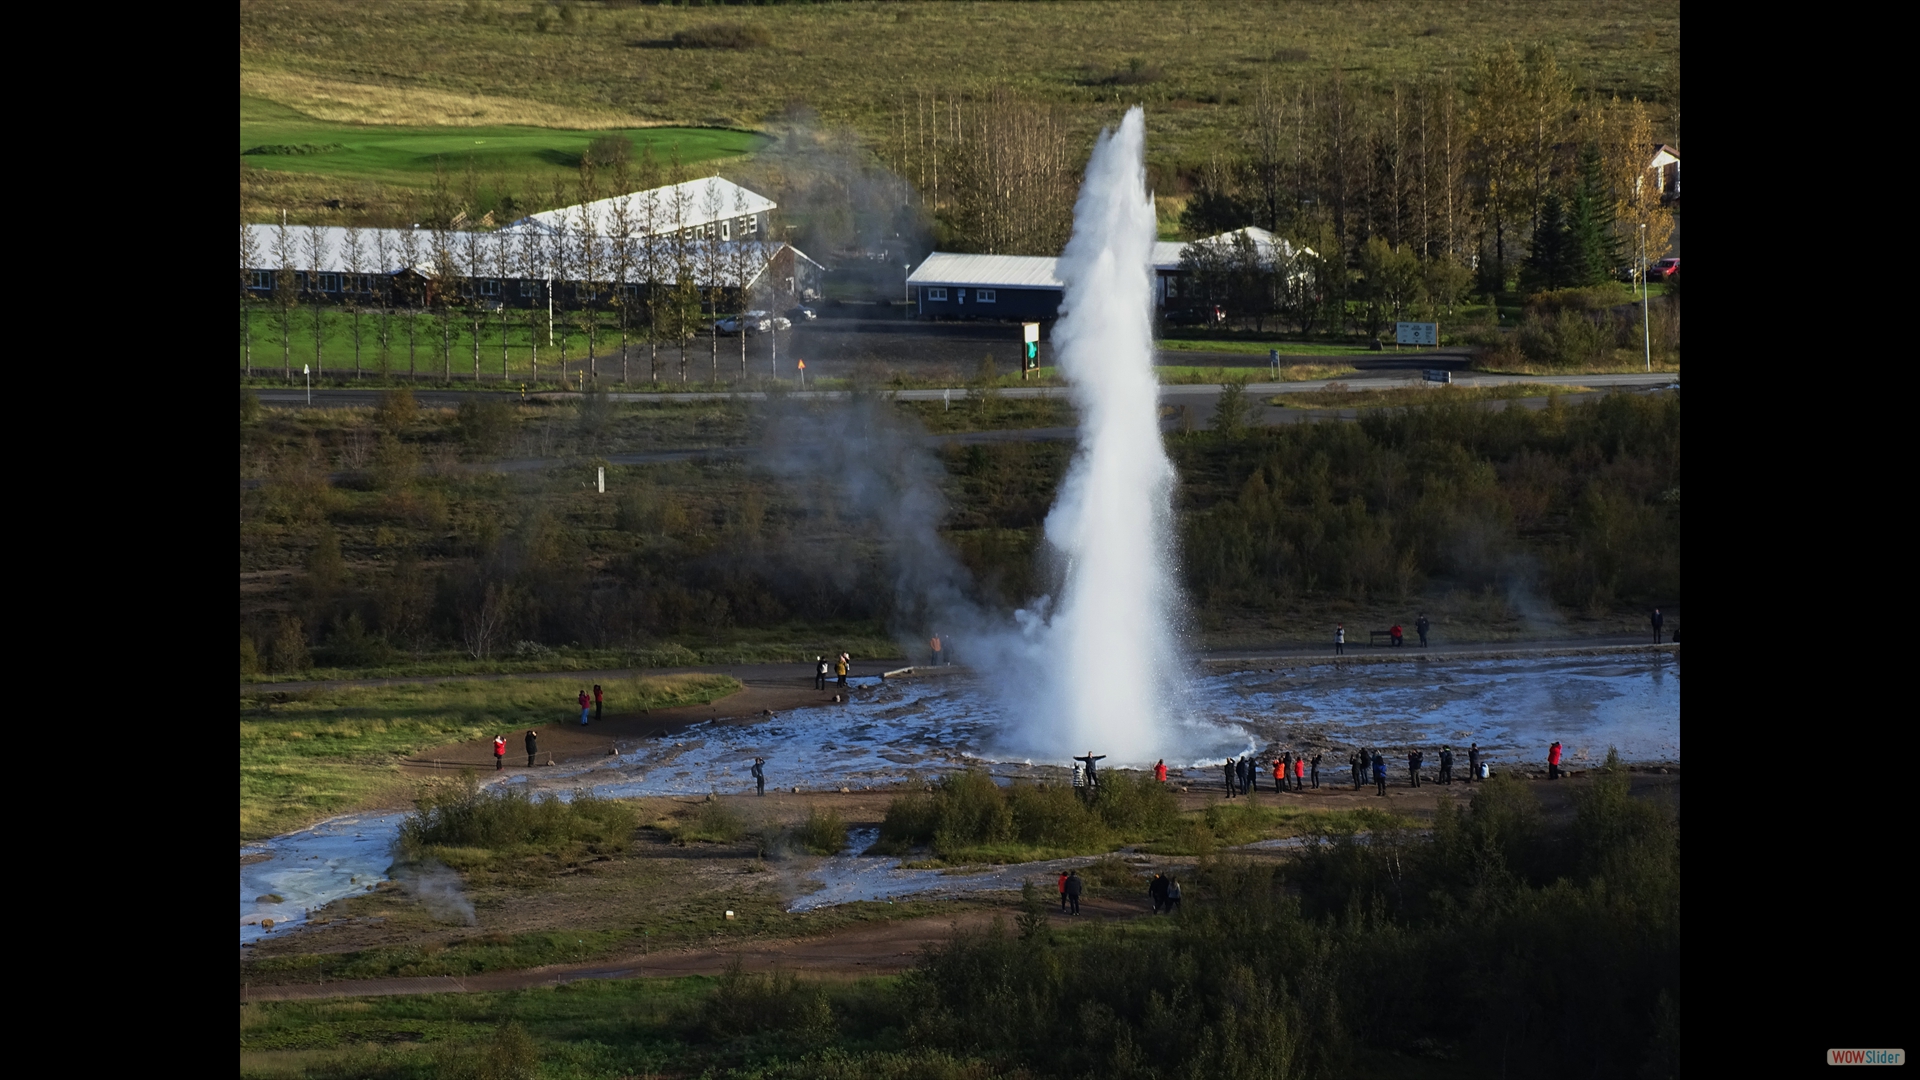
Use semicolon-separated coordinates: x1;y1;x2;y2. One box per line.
597;466;605;494
798;358;806;389
303;364;311;405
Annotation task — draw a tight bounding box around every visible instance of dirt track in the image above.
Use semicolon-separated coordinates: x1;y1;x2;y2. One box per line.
241;896;1145;1002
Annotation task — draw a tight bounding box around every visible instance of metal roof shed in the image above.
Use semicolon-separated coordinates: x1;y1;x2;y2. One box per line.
907;253;1064;320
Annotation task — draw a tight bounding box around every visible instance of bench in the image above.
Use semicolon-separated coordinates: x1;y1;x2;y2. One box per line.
1369;629;1403;646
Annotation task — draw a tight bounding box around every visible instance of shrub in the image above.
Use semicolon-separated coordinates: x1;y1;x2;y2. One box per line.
931;769;1013;851
670;798;746;844
672;22;772;49
583;133;632;168
1007;782;1105;849
795;807;849;855
375;387;417;433
1088;772;1180;834
871;791;939;854
1516;309;1610;369
703;963;835;1046
399;775;637;856
269;616;311;672
455;395;515;456
240;386;262;424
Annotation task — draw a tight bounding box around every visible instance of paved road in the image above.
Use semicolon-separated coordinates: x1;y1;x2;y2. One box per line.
253;369;1675;413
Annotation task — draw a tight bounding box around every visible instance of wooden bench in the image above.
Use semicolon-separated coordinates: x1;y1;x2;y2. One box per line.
1369;629;1401;646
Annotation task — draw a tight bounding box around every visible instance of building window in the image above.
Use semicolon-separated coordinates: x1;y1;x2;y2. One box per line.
355;275;375;293
479;278;501;296
520;280;539;298
250;270;272;290
745;215;759;234
720;220;731;241
624;284;640;299
318;273;341;293
957;288;966;303
926;287;947;301
976;289;997;303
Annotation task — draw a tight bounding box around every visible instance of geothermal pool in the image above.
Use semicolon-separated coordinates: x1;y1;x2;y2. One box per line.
239;652;1679;943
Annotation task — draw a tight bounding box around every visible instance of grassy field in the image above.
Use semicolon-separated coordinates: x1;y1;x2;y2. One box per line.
1158;338;1377;356
1270;383;1593;409
238;674;738;840
242;93;763;194
240;1;1678;177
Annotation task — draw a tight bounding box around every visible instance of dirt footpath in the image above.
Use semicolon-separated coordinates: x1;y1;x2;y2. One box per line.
241;896;1144;1002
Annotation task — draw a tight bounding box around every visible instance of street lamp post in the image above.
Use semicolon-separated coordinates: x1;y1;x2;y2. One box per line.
1640;224;1651;373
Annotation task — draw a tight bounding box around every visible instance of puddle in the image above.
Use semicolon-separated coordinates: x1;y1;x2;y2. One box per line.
240;654;1678;941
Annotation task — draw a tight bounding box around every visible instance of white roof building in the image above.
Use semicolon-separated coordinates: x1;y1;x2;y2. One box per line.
906;252;1064;290
509;176;777;240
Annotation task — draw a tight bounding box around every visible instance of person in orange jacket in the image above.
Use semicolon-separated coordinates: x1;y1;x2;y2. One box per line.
1294;755;1306;789
1154;759;1168;783
1272;757;1284;791
493;734;506;770
578;689;591;726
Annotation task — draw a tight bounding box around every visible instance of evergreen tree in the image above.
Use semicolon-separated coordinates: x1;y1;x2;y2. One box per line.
1523;192;1573;293
1564;142;1619;286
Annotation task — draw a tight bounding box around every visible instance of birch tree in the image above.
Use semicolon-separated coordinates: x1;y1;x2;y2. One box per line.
699;178;726;383
305;222;329;380
492;229;514;381
516;225;546;385
462;227;489;382
372;229;395;377
608;158;637;386
342;222;367;379
240;222;259;378
273;218;299;383
429;223;459;382
397;225;423;379
638;146;664;385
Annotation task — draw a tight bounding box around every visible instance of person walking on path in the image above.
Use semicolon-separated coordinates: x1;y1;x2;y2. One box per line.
1334;624;1345;655
1310;753;1322;790
1155;759;1168;783
751;757;767;796
593;684;604;722
1165;876;1182;914
1242;755;1256;794
525;730;538;767
1149;872;1168;914
837;652;850;688
1417;613;1430;648
1468;743;1480;783
1223;758;1237;798
1058;870;1070;912
1548;741;1563;780
1075;752;1106;789
493;735;506;771
1064;870;1083;915
1294;754;1307;791
1408;749;1423;787
1373;752;1388;796
577;689;590;726
1439;746;1454;785
814;656;828;691
1651;608;1664;643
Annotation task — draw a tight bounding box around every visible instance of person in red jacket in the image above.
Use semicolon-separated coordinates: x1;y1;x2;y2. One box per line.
578;689;591;726
1272;757;1284;791
1154;759;1168;783
493;734;506;770
1057;870;1070;912
1294;755;1306;789
1548;741;1563;780
593;684;604;721
1389;623;1404;647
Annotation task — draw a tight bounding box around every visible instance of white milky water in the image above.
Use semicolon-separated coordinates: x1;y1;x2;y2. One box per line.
240;654;1678;941
1020;106;1185;765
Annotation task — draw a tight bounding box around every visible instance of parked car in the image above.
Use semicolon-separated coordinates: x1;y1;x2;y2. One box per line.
786;305;817;322
769;316;792;332
714;310;773;335
1651;257;1679;281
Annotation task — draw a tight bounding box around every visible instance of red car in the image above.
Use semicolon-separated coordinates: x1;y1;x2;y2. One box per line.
1650;257;1680;281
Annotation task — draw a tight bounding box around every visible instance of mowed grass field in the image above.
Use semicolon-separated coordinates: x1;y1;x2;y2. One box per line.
241;95;765;193
240;0;1679;184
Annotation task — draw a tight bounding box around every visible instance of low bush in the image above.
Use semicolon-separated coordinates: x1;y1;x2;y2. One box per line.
1517;309;1611;369
669;798;747;844
397;774;636;858
794;806;849;855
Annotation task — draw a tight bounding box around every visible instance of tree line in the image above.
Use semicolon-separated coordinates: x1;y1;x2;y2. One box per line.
240;145;786;388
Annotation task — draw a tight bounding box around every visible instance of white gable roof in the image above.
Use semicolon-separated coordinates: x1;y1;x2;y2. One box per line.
1160;226;1308;269
907;252;1064;289
511;176;776;237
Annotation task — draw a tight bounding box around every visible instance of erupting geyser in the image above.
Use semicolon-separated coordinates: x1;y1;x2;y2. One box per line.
1032;108;1185;762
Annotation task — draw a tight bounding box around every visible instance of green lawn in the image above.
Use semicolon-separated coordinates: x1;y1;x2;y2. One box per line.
241;95;766;194
238;674;739;841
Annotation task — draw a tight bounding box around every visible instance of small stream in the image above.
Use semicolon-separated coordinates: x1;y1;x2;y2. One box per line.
240;653;1678;943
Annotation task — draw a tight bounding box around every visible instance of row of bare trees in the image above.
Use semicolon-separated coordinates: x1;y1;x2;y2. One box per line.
240;151;786;387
